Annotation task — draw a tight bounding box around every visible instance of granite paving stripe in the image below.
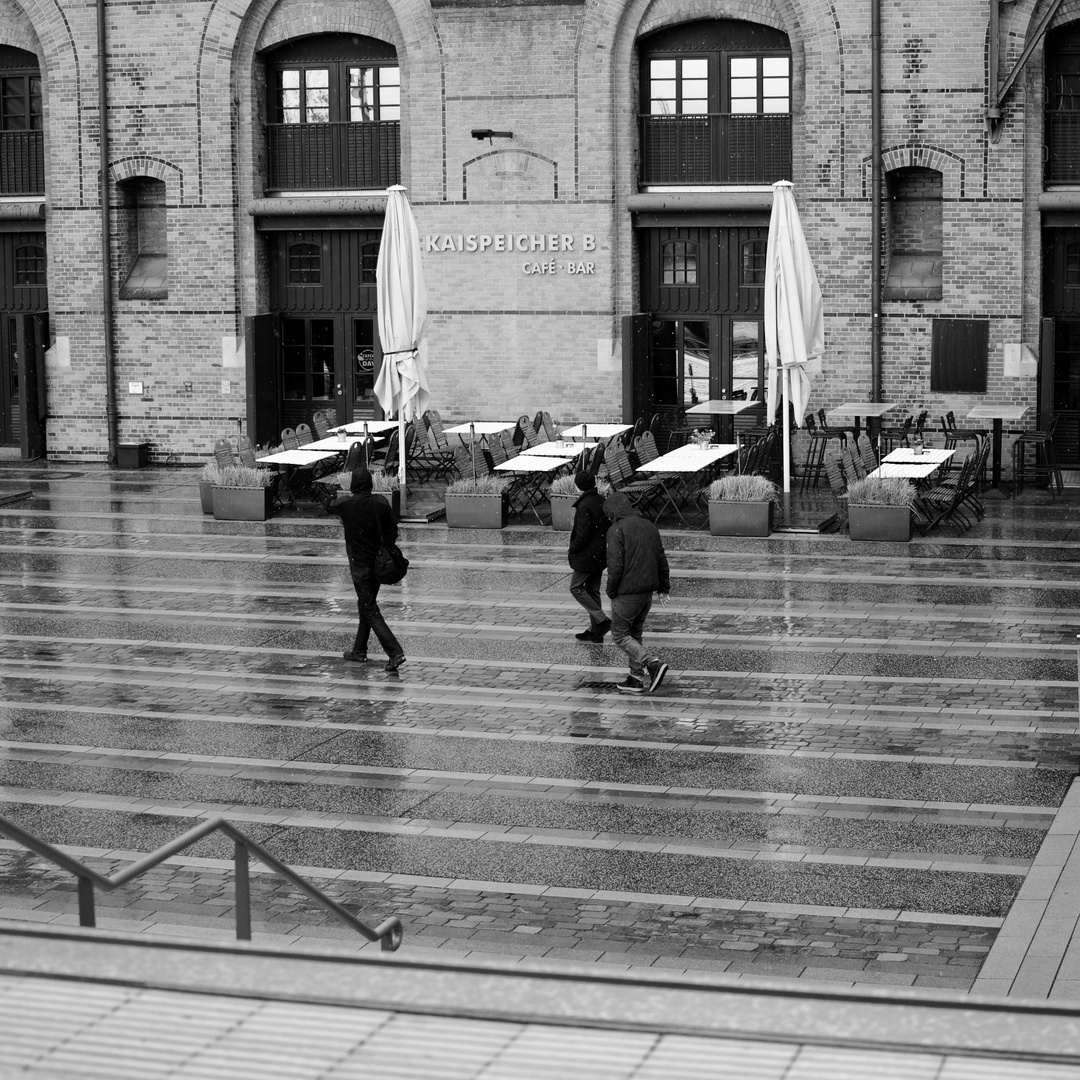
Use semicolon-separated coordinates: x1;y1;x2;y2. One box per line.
0;740;1060;826
0;801;1026;916
0;759;1046;862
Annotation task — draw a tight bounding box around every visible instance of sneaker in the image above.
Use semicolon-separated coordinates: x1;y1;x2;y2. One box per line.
343;650;368;663
593;618;612;640
617;676;645;694
385;654;407;673
575;629;597;642
645;658;669;694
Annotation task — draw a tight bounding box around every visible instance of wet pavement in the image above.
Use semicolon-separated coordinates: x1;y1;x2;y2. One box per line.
0;462;1079;992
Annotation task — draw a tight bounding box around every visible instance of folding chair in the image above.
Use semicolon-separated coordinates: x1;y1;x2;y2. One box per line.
214;438;237;469
534;411;559;444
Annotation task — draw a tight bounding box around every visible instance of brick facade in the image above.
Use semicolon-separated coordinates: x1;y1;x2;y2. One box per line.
0;0;1065;461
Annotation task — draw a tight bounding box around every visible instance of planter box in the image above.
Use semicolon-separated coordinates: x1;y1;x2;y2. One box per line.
444;491;509;529
848;504;912;542
549;493;576;531
709;500;773;537
373;489;401;517
118;442;149;469
212;485;273;522
198;479;214;514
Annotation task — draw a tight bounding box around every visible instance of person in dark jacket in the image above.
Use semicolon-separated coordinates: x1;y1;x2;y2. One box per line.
325;467;406;672
567;471;611;642
603;492;670;694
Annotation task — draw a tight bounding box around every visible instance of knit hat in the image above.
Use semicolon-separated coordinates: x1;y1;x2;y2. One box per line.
575;471;595;491
351;467;374;493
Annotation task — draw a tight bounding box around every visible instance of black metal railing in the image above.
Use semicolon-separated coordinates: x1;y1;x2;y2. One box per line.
639;113;791;186
266;121;401;191
0;812;403;950
0;129;44;195
1047;113;1080;184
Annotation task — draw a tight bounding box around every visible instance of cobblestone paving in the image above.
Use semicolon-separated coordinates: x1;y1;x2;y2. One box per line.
0;463;1078;992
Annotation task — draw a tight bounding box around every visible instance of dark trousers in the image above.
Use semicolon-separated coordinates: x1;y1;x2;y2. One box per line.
351;564;403;658
569;568;606;625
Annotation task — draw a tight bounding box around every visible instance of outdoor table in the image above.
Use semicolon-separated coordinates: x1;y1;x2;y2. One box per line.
256;448;341;505
559;423;631;442
826;401;897;445
522;440;597;466
883;447;955;466
445;421;516;451
686;398;759;445
328;420;398;435
636;442;739;525
966;404;1030;494
305;433;385;451
869;461;944;481
494;455;574;522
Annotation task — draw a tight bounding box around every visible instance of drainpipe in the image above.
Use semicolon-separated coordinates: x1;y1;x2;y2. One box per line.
870;0;883;403
97;0;118;465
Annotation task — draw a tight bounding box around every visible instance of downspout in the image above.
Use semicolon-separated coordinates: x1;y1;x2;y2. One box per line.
870;0;883;402
97;0;118;465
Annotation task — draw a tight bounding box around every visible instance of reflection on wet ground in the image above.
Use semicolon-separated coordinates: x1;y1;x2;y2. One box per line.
0;463;1078;990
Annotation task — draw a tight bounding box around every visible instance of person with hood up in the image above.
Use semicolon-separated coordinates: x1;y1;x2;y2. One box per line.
567;471;611;642
325;467;407;672
603;492;670;693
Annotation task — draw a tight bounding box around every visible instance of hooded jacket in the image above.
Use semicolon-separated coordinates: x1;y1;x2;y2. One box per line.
567;487;608;572
603;493;670;599
326;473;397;568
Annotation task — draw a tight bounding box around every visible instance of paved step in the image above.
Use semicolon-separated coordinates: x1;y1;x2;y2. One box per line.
1;466;1079;992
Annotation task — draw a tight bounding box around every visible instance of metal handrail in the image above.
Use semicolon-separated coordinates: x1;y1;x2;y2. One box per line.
0;813;403;951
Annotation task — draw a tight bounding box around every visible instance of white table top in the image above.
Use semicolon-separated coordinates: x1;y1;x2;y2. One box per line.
869;461;943;480
329;420;398;435
522;441;596;457
637;443;740;472
560;423;631;439
257;448;340;465
305;435;379;451
966;405;1030;422
686;399;758;416
883;447;955;465
494;456;572;473
827;402;897;418
445;421;516;436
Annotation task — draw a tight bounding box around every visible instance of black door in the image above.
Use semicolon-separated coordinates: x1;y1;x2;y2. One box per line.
1042;228;1080;464
0;313;19;447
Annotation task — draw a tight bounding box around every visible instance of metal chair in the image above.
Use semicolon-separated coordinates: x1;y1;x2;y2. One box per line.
1012;415;1063;497
799;413;844;492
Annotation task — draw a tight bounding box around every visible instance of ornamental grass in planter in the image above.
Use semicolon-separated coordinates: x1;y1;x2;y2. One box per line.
845;476;914;542
706;473;780;537
211;464;275;522
444;475;510;529
546;474;614;531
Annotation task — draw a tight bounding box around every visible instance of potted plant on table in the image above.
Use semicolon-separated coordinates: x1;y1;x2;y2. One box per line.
211;464;275;522
706;474;780;537
444;475;510;529
198;461;221;514
845;476;915;542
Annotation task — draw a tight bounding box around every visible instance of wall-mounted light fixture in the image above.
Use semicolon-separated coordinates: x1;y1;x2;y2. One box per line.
471;129;514;142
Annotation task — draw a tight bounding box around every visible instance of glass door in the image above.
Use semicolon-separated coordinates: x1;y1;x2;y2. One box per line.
280;315;340;430
350;317;382;420
0;316;18;446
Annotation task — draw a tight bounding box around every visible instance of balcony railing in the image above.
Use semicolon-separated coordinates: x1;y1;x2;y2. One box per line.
1047;113;1080;185
267;120;401;192
639;113;791;186
0;129;44;196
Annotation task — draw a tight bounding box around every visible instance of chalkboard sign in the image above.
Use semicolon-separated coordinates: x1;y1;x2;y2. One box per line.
930;318;988;393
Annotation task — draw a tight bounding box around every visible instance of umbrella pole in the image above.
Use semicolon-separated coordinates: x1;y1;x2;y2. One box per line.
782;366;792;493
398;412;407;516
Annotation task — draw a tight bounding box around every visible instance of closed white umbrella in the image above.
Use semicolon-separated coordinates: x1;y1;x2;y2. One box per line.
374;185;429;513
764;181;824;492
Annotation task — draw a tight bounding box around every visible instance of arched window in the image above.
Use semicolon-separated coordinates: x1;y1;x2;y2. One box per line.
287;238;322;285
660;239;698;286
884;166;943;301
14;243;45;286
638;20;791;186
265;34;401;191
0;46;43;195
